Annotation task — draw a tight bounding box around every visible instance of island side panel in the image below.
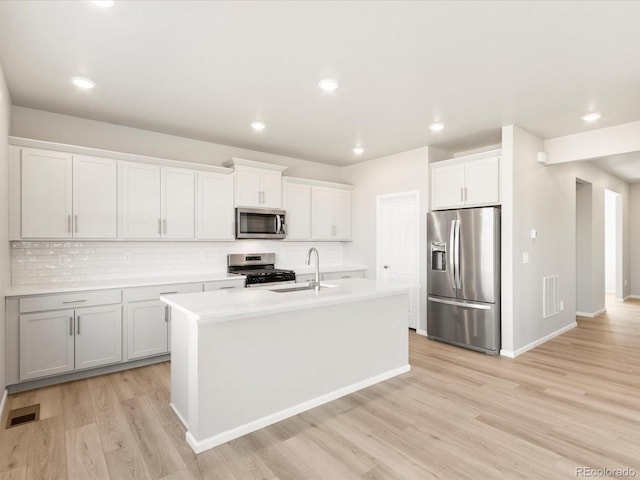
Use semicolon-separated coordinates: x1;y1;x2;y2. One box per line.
193;292;409;448
170;308;191;429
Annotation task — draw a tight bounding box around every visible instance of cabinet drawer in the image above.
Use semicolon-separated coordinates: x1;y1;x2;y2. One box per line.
322;270;365;281
203;278;245;291
19;289;122;314
123;283;202;303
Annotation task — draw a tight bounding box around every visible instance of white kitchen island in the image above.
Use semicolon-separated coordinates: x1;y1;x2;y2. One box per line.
161;278;411;454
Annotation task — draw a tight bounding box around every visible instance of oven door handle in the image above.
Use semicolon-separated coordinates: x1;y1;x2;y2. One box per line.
275;214;281;234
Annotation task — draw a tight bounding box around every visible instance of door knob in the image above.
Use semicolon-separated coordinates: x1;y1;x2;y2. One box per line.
383;265;390;269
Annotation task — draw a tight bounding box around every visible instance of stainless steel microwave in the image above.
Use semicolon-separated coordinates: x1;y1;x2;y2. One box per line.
235;208;286;239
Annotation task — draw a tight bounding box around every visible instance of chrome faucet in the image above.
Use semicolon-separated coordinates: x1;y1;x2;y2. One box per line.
305;247;321;293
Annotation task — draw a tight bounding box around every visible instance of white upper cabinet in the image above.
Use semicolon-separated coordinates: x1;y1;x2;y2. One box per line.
196;171;235;240
73;155;117;238
120;162;195;239
224;158;287;209
311;185;353;241
120;161;162;239
430;151;501;210
282;180;312;240
21;149;117;239
21;148;73;238
161;167;195;239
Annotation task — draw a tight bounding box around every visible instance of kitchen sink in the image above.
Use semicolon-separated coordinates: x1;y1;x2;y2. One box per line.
270;283;337;293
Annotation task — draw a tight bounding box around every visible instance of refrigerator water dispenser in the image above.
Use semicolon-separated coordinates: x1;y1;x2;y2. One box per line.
431;242;446;271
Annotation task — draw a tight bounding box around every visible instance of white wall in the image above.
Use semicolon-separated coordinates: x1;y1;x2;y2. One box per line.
340;146;449;333
545;120;640;164
11;106;343;183
502;125;578;355
604;189;618;293
630;184;640;297
0;62;11;398
576;182;593;312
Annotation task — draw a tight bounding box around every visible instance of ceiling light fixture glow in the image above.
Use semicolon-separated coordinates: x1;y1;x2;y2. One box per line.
353;147;364;155
71;77;96;90
429;122;444;132
318;79;339;92
90;0;114;7
251;121;266;131
581;112;601;122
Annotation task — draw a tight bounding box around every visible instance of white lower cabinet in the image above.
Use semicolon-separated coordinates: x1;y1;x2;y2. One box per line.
123;282;202;360
19;304;122;381
127;300;169;360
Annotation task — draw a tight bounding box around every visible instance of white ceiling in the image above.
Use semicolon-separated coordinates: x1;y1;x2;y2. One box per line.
1;1;640;166
591;152;640;184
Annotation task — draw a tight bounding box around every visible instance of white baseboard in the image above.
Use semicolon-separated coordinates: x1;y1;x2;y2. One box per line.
500;322;577;358
185;364;411;454
576;308;606;318
416;329;428;336
0;389;7;421
169;403;189;429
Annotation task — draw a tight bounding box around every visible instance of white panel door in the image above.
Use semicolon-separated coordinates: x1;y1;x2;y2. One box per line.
332;189;352;240
20;309;75;380
377;192;420;329
465;156;500;206
311;186;333;239
196;171;235;240
234;166;262;207
161;167;195;239
120;161;161;239
72;155;117;238
21;148;73;238
260;170;283;208
283;182;311;240
74;305;122;370
127;300;168;360
430;162;465;210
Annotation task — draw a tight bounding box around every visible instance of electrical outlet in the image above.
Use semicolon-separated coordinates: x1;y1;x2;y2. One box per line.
522;252;529;264
624;279;628;287
560;300;564;311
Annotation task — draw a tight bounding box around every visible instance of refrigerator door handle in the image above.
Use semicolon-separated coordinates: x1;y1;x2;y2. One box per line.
449;220;456;288
428;296;491;310
453;219;461;289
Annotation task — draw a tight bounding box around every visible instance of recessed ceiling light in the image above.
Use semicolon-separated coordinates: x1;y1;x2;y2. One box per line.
318;79;339;92
90;0;114;7
581;112;601;122
429;122;444;132
251;121;266;131
353;147;364;155
71;77;96;90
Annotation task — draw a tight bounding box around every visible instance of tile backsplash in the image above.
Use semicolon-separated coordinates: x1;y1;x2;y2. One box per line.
11;241;344;289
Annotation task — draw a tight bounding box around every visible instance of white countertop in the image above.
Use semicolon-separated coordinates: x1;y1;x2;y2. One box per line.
161;277;413;325
282;264;367;275
5;264;366;297
5;272;244;297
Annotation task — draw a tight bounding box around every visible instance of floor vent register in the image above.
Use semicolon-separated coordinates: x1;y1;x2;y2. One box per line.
5;404;40;429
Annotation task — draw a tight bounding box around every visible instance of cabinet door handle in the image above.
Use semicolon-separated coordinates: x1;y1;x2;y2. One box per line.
77;315;81;335
163;219;167;234
218;286;235;290
74;215;78;233
69;316;73;336
464;187;468;201
160;291;178;295
62;299;87;304
460;188;464;201
158;219;162;234
164;305;169;323
67;215;71;233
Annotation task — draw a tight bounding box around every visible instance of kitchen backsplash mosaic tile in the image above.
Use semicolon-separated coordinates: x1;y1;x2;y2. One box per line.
10;241;344;288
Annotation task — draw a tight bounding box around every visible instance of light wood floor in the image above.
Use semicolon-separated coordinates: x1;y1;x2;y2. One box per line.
2;298;639;479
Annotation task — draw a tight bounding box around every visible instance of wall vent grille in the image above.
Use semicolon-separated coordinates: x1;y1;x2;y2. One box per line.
543;275;560;318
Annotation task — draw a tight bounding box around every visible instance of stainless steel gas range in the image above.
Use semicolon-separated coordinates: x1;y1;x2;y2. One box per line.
227;253;296;288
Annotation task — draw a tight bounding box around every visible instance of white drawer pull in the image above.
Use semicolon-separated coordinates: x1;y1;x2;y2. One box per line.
62;299;87;304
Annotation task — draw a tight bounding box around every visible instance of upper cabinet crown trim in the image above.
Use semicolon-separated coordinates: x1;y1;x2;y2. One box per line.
282;176;354;190
223;158;288;172
9;136;233;174
430;148;502;167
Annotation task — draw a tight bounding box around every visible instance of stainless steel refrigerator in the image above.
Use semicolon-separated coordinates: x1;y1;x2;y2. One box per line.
427;207;500;355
